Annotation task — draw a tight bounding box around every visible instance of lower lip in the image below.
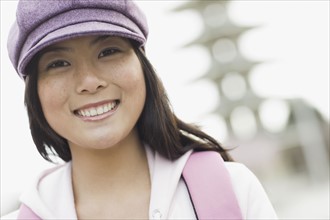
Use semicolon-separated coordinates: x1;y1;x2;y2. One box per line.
76;103;119;122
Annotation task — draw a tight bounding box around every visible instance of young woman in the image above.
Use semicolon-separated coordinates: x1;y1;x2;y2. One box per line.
4;0;277;219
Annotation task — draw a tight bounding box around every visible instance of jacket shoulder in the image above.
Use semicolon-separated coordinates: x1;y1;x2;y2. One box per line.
224;162;278;219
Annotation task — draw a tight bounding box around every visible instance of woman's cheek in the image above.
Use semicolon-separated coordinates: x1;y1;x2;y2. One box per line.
38;77;70;111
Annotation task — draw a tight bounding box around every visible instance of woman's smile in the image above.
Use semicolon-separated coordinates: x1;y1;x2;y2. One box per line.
74;99;120;122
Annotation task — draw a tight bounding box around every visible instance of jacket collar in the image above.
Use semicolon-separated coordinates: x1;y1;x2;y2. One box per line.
19;145;192;220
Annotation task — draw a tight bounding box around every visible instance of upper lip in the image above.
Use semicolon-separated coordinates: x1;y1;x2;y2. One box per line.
73;99;118;112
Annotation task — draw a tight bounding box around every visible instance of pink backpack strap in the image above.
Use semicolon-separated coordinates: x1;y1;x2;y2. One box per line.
182;151;243;220
17;204;41;220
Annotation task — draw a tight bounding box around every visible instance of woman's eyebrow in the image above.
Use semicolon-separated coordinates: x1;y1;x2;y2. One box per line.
90;35;112;47
40;36;115;57
40;46;73;57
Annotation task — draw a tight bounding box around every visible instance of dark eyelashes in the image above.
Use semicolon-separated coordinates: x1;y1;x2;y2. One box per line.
98;47;120;58
46;60;70;70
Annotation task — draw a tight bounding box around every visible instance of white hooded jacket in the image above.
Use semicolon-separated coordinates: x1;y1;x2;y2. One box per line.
2;147;277;219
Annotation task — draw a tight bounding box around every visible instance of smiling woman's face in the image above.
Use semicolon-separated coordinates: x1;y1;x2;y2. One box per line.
37;36;146;150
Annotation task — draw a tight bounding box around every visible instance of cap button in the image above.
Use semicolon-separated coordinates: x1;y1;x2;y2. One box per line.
152;209;162;219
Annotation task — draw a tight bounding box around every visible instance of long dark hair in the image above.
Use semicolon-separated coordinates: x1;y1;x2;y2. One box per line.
24;42;232;163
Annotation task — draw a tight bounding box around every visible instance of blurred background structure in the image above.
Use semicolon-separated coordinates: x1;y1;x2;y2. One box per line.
174;1;329;219
1;0;329;219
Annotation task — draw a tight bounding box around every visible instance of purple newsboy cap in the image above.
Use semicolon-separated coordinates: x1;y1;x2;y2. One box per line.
7;0;148;79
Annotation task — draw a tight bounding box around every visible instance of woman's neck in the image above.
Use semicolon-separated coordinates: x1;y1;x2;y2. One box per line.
69;129;151;219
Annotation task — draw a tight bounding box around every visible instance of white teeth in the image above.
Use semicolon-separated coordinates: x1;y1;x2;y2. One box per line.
77;101;118;117
97;106;103;114
90;109;97;116
86;110;91;117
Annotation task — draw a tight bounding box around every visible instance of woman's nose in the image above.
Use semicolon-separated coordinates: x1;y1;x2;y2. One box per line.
75;65;107;94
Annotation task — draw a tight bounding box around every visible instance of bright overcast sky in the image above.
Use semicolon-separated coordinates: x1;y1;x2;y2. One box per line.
1;0;329;215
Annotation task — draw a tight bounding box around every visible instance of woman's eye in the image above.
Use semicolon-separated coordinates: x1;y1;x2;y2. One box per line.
46;60;70;70
98;48;120;58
